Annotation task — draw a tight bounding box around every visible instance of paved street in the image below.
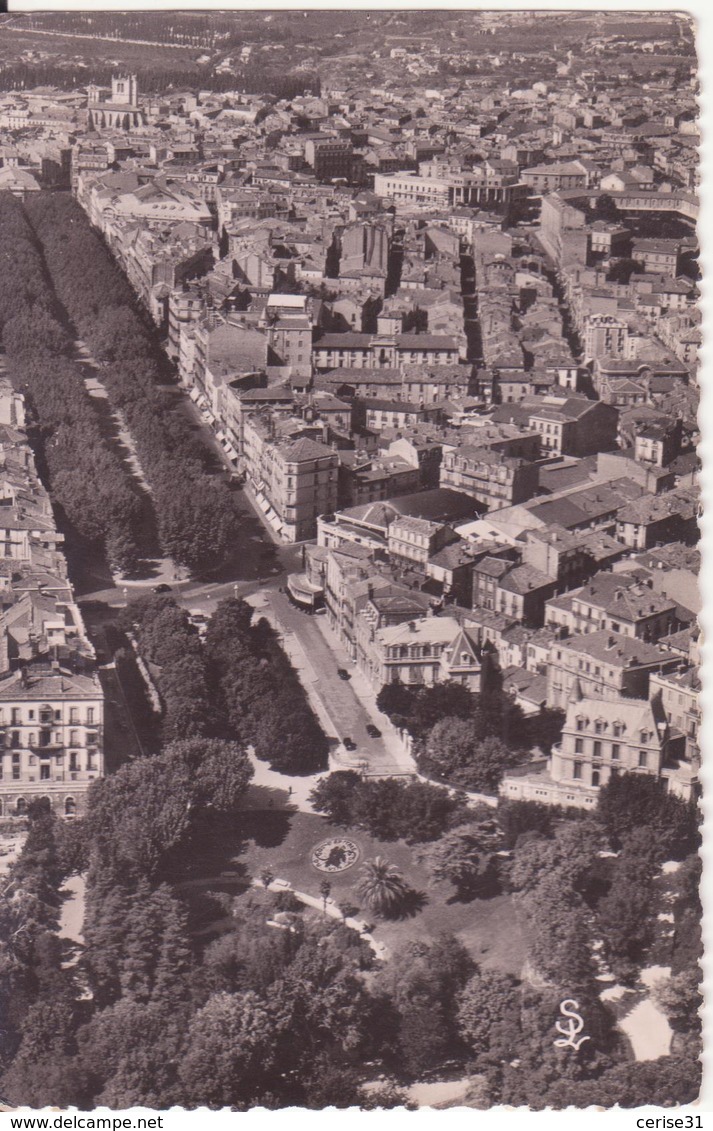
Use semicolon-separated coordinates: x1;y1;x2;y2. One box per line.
257;588;415;777
70;343;414;779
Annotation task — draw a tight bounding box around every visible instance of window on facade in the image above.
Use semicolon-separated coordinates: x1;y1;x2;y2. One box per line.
11;708;20;725
40;764;50;780
611;744;620;760
594;720;602;734
573;761;583;780
575;738;583;754
613;723;622;737
593;740;602;758
638;750;648;768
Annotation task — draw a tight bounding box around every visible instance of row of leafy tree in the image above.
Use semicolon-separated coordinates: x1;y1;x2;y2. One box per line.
119;592;328;773
204;596;328;774
22;192;240;576
0;191;145;573
118;593;220;746
0;60;320;98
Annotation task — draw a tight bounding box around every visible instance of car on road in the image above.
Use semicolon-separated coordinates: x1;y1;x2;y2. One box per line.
342;737;357;751
366;724;381;738
153;583;172;593
337;668;351;680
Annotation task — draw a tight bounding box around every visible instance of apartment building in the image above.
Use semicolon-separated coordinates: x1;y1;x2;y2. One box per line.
440;446;539;511
502;690;695;808
545;631;678;710
246;424;339;543
372;616;481;691
387;516;458;569
0;666;104;818
558;694;670;792
545;573;681;641
527;398;618;458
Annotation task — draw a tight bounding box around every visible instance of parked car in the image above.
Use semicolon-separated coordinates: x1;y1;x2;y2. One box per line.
337;668;351;681
366;724;381;738
153;583;172;593
343;737;357;751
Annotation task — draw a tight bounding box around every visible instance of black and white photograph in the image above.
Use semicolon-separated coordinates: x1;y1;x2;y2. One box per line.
0;4;704;1118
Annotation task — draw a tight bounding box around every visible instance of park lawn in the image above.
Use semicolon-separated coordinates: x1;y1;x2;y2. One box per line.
236;804;528;976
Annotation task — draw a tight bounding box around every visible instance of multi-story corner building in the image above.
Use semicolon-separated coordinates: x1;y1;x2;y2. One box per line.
582;313;631;362
355;585;434;686
440;446;539;511
0;666;104;818
323;542;377;657
121;227;215;327
522;526;627;589
544;573;681;642
527;399;619;458
304;138;354;181
494;564;558;626
371;615;482;691
502;691;696;809
552;694;669;794
386;516;458;570
545;631;679;710
71;140;114;196
615;488;699;551
246;426;339;543
631;238;682;275
634;419;683;468
168;285;208;360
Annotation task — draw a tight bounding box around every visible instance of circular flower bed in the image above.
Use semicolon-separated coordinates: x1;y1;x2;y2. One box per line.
311;836;361;873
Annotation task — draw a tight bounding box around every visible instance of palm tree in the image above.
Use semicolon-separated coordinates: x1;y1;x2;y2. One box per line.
319;879;332;911
355;857;410;918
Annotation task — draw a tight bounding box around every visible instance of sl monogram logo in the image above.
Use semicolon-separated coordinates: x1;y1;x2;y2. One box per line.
554;998;591;1051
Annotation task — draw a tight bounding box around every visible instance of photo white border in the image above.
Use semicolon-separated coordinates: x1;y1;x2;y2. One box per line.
0;1;710;1127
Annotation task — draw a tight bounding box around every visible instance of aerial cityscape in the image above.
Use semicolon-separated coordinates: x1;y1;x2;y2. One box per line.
0;9;702;1113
